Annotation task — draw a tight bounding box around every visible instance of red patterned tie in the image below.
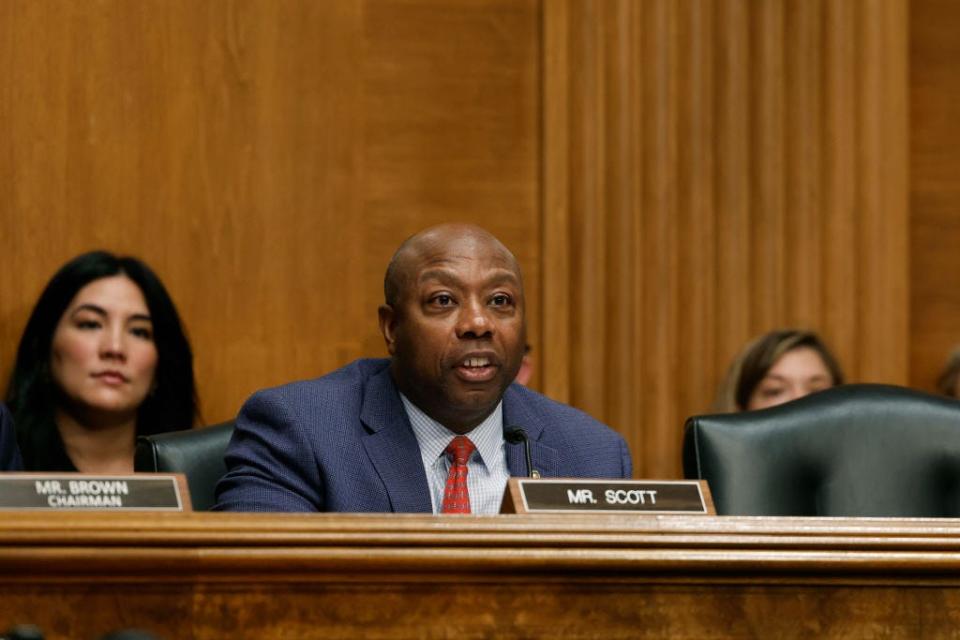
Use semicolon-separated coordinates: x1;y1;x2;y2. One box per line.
441;435;476;514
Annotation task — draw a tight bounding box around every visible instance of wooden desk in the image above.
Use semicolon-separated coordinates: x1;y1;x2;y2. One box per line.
3;512;960;638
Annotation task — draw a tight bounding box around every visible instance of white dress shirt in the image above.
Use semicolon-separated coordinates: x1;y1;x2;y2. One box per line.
400;394;511;515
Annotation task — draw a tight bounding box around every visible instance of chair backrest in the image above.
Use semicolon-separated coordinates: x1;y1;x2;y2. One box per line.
683;384;960;517
134;421;234;511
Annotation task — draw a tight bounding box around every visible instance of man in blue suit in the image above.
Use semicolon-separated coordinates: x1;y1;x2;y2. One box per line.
215;224;631;513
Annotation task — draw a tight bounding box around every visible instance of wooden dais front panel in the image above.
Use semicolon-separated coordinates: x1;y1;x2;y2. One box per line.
3;512;960;638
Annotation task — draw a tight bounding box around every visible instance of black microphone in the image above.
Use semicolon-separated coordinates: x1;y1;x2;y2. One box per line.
504;426;540;478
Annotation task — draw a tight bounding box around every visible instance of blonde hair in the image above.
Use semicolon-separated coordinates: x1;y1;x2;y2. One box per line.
713;329;845;412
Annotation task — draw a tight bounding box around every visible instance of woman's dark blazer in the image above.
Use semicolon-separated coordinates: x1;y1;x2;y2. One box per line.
0;404;23;471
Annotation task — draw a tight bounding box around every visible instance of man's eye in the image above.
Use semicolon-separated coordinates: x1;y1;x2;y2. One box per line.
491;294;512;306
432;294;454;306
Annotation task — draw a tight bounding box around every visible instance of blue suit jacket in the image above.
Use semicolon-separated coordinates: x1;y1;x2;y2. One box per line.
215;358;631;512
0;404;23;472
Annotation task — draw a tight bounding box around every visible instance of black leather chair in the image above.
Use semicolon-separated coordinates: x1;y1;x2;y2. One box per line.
134;421;234;511
683;384;960;517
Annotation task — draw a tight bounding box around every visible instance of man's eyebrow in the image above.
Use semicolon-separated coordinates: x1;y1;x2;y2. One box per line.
417;269;462;287
417;269;520;288
485;271;521;287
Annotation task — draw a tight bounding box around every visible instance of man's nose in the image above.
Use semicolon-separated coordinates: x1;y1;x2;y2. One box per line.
456;299;493;339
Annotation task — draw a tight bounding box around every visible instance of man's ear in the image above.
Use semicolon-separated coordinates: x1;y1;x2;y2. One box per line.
378;304;398;355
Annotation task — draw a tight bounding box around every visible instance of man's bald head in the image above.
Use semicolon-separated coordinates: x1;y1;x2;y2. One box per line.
383;223;522;307
377;223;527;432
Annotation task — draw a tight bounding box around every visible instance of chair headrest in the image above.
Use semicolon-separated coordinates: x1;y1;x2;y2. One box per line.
134;421;235;511
683;384;960;516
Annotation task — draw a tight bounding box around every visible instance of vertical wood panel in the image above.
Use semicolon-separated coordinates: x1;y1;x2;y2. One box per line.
544;0;909;478
750;0;786;330
604;0;642;458
822;0;860;376
541;0;572;402
784;0;823;326
675;0;715;455
714;1;752;367
911;0;960;392
641;0;680;478
567;0;607;415
857;0;909;383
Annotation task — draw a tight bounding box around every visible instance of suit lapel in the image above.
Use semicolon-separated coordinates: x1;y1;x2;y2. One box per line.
360;367;433;513
503;386;559;478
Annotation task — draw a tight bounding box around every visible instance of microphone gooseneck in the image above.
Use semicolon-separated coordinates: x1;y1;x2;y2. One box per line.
504;426;539;478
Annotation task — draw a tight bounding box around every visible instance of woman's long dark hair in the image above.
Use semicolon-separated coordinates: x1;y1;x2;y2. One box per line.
5;251;199;465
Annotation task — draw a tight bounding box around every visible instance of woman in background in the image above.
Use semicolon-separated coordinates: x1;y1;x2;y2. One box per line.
714;329;844;412
5;251;198;472
936;347;960;399
0;404;22;471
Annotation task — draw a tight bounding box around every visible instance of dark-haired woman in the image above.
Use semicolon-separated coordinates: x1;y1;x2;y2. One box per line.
5;251;199;472
713;329;844;412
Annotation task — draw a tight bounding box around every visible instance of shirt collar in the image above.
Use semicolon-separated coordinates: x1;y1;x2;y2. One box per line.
400;394;504;468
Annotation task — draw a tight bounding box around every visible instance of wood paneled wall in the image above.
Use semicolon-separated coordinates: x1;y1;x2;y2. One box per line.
911;0;960;392
0;0;540;425
0;0;940;481
542;0;909;477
